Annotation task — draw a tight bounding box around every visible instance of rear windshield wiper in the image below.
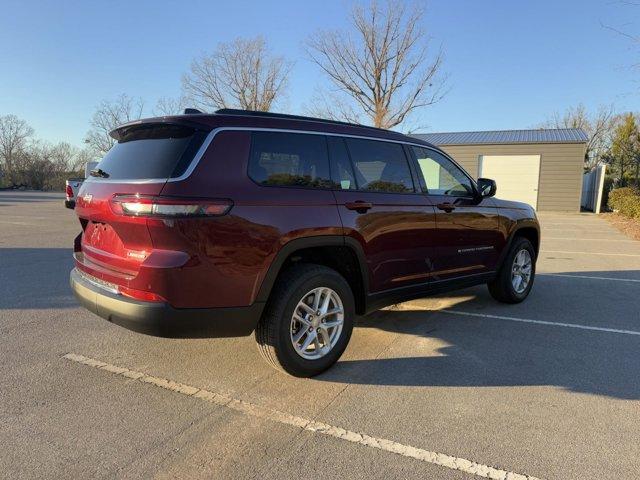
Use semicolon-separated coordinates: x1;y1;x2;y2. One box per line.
89;168;110;178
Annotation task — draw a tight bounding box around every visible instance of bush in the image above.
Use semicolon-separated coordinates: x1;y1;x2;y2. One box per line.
608;187;640;219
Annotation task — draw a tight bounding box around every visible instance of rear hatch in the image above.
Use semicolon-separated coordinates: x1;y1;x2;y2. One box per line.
74;121;211;287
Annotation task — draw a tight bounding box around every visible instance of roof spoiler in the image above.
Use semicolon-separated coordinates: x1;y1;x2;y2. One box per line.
109;117;211;141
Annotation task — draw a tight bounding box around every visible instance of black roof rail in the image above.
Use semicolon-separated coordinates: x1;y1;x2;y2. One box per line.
214;108;390;133
183;108;204;114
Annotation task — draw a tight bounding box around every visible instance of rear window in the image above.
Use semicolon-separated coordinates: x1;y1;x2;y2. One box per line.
248;132;333;188
94;124;207;180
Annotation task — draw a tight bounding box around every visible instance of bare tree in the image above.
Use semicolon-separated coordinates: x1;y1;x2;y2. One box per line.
601;2;640;71
1;116;96;190
182;36;292;112
9;141;84;190
48;142;74;172
10;140;57;190
153;96;187;116
304;91;364;124
0;115;34;186
542;104;615;169
306;0;446;129
84;94;144;156
48;142;95;174
68;147;96;174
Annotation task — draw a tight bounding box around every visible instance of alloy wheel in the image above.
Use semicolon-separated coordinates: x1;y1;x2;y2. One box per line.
511;249;532;294
290;287;344;360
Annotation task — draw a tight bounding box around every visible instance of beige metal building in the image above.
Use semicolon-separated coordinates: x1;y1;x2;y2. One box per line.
412;128;588;212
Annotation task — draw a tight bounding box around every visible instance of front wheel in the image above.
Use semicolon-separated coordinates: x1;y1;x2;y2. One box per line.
255;264;355;377
488;237;536;303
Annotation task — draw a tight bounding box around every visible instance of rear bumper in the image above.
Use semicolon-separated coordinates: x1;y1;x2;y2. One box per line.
65;199;75;209
70;268;263;338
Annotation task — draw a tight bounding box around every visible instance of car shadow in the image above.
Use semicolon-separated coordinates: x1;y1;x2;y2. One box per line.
2;248;639;400
316;272;640;400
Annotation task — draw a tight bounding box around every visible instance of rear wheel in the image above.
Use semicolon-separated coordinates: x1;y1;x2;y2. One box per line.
255;264;355;377
488;237;536;303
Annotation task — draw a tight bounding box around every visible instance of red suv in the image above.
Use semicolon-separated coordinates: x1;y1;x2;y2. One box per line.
70;109;540;376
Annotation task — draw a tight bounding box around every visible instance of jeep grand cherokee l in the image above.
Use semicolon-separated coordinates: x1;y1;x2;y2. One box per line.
70;109;540;377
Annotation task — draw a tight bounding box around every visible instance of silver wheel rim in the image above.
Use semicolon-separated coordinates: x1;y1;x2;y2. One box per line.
511;249;532;294
290;287;344;360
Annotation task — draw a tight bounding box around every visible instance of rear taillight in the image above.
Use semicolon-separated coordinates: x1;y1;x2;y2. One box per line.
109;195;232;218
66;185;74;199
119;285;166;303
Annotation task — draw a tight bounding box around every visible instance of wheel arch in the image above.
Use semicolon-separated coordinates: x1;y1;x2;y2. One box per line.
513;226;540;256
255;236;369;315
496;220;541;271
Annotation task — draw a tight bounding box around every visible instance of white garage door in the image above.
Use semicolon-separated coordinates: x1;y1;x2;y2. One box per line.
479;155;540;209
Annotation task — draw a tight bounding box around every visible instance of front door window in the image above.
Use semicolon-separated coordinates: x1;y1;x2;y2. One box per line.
412;147;474;197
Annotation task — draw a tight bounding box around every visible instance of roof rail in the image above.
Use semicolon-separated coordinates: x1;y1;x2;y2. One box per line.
183;108;204;114
214;108;389;133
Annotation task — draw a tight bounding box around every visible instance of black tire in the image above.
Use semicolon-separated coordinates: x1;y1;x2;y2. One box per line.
488;237;536;304
255;264;355;377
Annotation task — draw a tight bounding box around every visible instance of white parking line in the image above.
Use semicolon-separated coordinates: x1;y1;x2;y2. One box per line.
540;223;610;227
543;237;638;243
542;250;640;257
440;310;640;336
541;230;610;232
539;273;640;283
541;228;612;231
62;353;542;480
540;230;613;235
0;220;38;226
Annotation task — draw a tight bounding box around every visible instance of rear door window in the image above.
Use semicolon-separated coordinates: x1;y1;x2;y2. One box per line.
248;132;332;188
327;136;356;190
94;124;207;180
345;138;415;193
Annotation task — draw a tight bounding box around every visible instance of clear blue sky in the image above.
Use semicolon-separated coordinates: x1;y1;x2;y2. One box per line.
0;0;637;147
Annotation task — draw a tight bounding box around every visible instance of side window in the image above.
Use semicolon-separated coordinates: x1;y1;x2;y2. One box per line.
345;138;414;193
412;147;474;197
248;132;332;188
327;136;356;190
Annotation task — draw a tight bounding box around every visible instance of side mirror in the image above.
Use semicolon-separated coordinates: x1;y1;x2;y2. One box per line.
477;178;496;198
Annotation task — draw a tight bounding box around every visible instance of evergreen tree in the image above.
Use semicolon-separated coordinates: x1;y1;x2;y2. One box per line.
610;113;640;186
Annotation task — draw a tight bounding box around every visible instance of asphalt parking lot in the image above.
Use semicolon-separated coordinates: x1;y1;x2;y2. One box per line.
1;190;639;480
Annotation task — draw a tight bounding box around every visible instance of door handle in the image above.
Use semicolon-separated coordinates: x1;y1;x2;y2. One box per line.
345;201;373;213
437;202;456;212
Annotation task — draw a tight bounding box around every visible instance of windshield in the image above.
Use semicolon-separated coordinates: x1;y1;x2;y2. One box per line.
93;124;207;180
